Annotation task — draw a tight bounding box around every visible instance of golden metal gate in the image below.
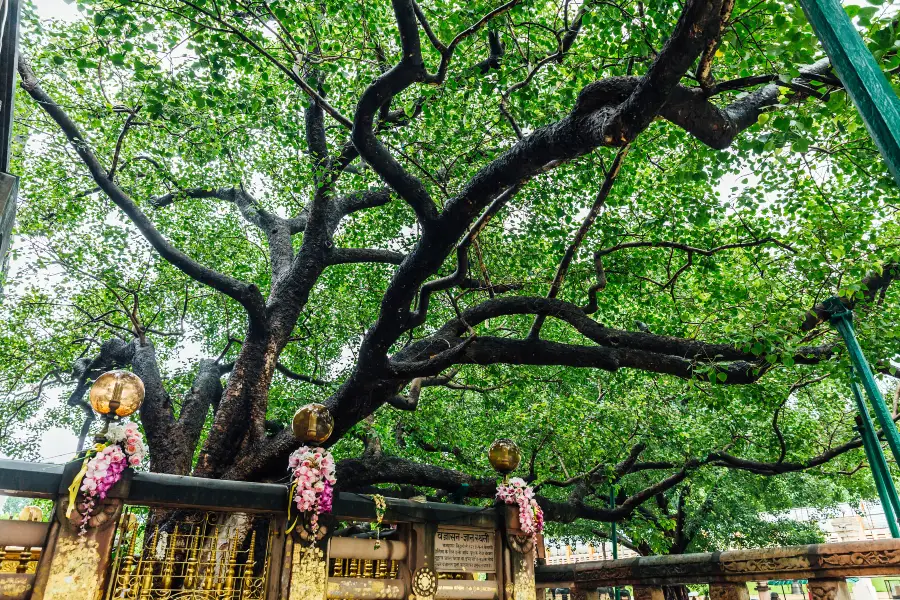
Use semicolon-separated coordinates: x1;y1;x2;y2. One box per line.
103;510;271;600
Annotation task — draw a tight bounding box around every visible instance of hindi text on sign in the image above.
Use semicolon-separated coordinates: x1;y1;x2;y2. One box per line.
434;528;495;573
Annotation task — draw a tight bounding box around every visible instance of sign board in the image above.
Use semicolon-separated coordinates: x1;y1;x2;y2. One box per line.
434;527;495;573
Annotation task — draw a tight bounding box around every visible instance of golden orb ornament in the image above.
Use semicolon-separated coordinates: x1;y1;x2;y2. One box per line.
292;403;334;444
89;370;145;418
488;438;521;475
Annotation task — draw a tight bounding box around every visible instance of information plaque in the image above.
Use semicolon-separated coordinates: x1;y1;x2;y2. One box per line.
434;528;496;573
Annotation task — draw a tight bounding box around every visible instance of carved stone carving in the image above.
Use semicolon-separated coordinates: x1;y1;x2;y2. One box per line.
571;586;604;600
508;533;535;554
575;565;631;583
292;515;329;544
820;550;900;567
809;579;851;600
721;556;809;573
0;574;34;600
536;540;900;589
710;583;751;600
412;567;438;599
57;497;122;533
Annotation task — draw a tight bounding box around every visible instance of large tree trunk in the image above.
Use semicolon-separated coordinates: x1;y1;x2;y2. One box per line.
194;323;281;478
664;585;690;600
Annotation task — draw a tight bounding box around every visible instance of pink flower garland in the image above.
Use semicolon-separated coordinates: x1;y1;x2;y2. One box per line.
74;422;146;534
288;446;336;532
496;477;544;540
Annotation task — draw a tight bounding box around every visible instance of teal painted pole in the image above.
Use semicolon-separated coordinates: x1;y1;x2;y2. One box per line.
610;486;620;600
826;297;900;466
854;412;900;538
797;0;900;184
850;377;900;535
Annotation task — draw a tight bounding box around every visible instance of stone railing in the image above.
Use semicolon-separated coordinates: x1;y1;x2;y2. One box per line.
535;539;900;600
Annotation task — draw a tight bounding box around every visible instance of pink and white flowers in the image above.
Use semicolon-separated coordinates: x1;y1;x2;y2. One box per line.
496;477;544;540
288;446;336;532
74;421;146;533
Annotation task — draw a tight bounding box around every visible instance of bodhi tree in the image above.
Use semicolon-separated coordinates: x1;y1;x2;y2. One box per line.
3;0;900;530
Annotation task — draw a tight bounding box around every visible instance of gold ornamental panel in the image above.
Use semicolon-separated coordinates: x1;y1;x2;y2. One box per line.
104;510;272;600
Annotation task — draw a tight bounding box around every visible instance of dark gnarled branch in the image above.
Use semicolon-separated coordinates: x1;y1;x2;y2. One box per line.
18;59;267;324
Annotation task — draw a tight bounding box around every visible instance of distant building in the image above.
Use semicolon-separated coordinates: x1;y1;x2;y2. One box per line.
544;540;639;565
819;502;892;543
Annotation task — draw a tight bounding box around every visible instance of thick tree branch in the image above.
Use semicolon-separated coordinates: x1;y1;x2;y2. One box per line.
600;0;725;144
231;0;843;480
434;296;831;366
275;362;332;386
801;263;900;331
18;59;266;324
529;147;629;338
327;248;406;266
595;237;796;258
351;0;438;226
335;188;393;217
407;185;520;330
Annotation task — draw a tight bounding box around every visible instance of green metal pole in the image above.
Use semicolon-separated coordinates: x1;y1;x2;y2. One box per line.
797;0;900;184
826;297;900;466
850;377;900;535
854;412;900;538
610;486;620;600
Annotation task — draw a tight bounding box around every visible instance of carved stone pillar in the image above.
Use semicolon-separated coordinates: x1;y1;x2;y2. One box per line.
808;579;850;600
710;583;751;600
503;504;537;600
408;521;437;600
30;497;123;600
757;582;771;600
285;514;331;600
634;586;666;600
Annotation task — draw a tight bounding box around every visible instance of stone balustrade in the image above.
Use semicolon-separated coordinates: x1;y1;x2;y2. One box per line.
535;539;900;600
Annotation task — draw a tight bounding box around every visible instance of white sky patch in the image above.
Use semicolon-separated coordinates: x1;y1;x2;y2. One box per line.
34;0;80;22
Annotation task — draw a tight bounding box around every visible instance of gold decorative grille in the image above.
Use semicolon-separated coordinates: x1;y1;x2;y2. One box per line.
0;547;41;573
104;511;271;600
329;558;400;579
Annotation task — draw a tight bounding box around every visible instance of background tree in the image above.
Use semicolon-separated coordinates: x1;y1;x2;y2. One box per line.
2;0;899;533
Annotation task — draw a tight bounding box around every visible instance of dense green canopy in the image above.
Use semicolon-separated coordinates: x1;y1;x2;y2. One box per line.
3;0;899;551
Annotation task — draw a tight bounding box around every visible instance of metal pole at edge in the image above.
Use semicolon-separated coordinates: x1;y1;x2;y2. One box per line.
826;297;900;466
610;485;620;600
851;377;900;537
796;0;900;184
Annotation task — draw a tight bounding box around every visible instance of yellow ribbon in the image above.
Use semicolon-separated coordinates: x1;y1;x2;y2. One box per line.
65;457;90;518
285;479;299;534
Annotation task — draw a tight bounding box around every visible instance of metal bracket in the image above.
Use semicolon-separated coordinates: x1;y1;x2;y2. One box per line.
823;296;852;322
